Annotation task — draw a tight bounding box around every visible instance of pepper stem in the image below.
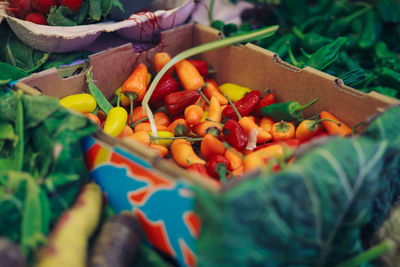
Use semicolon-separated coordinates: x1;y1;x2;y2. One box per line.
334;239;395;267
294;98;318;112
352;121;364;136
287;41;302;67
126;92;138;127
206;118;224;126
131;117;149;129
225;94;242;120
117;91;122;107
292;26;305;40
216;164;227;184
150;136;203;142
309;118;341;129
198;83;210;105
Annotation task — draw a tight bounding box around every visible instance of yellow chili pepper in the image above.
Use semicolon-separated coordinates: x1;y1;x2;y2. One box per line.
219;83;252;102
149;131;175;147
59;93;96;113
114;87;130;107
103;107;128;137
201;110;208;122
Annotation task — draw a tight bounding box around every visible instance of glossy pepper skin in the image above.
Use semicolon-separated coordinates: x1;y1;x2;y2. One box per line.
260;98;317;122
223;90;261;121
103;107;128;137
164;90;200;116
187;59;208;77
187;163;211;178
254;90;276;117
149;74;179;105
223;119;248;151
206;155;231;181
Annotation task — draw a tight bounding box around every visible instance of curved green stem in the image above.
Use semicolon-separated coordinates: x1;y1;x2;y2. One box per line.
226;94;242;120
294;98;318;112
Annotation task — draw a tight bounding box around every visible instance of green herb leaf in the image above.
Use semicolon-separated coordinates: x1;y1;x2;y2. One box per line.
47;6;77;26
89;0;103;21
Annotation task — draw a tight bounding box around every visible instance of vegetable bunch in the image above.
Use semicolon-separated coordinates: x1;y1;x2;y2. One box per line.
64;53;353;184
6;0;124;25
214;0;400;99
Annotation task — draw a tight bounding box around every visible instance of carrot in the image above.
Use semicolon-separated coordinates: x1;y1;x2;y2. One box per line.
126;131;151;145
200;133;226;160
244;144;284;171
259;117;274;132
207;95;222;123
84;113;100;125
149;144;169;157
154;112;170;127
193;120;222;137
224;147;244;171
153;52;172;73
133;123;169;133
271;121;295;141
184;104;204;126
175;59;205;91
171;139;205;168
238;116;272;144
320;111;352;136
118;125;134;138
167;118;191;137
37;183;103;267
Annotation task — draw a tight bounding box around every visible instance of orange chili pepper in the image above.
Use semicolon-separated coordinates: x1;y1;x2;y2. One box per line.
149;144;169;157
127;131;150;145
122;62;148;101
84;113;100;125
175;59;205;91
153;52;172;73
171;139;205;168
224;147;244;171
194;96;207;109
154;112;170;127
231;165;244;177
193;121;222;137
271;121;295;141
127;106;145;124
238;116;272;144
244;144;284;171
167;118;191;137
184;104;204;126
207;95;222;123
134;123;169;133
200;133;226;160
259;117;274;132
203;79;228;105
295;118;339;142
118;125;134;138
320;111;352;136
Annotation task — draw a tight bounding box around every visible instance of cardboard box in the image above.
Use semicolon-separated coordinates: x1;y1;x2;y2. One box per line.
18;23;399;267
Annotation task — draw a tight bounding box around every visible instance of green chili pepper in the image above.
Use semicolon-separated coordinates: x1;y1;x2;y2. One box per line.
308;0;331;15
86;68;113;115
326;5;371;37
362;86;398;98
376;67;400;88
374;41;399;66
358;10;382;50
305;37;348;71
292;26;332;52
338;51;361;70
267;33;297;58
298;14;330;32
260;98;318;122
338;69;367;87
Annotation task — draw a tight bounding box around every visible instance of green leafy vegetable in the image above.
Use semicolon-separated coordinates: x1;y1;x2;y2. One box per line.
47;6;77;26
89;0;103;21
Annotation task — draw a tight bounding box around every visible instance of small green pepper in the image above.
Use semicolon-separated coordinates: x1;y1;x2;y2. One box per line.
338;69;367;87
358;10;382;50
326;5;371;37
305;37;348;70
292;26;332;52
362;86;398;98
377;67;400;89
260;98;318;122
267;33;297;58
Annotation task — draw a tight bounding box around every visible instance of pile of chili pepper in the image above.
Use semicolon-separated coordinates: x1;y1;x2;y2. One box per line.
212;0;400;99
60;54;353;184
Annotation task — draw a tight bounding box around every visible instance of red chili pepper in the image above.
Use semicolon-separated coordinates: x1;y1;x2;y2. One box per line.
223;90;261;120
223;119;248;151
206;155;231;182
254;90;276;117
149;74;179;105
187;59;208;77
164;90;200;116
187;163;211;178
254;138;300;151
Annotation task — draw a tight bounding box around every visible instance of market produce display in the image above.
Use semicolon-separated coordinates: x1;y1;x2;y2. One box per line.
210;0;400;99
1;0;400;266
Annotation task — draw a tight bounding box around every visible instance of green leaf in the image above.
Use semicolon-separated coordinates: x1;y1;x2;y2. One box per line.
101;0;113;17
0;63;28;83
195;136;389;266
377;0;400;22
89;0;102;21
0;121;16;141
76;0;90;24
47;6;77;26
112;0;124;13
